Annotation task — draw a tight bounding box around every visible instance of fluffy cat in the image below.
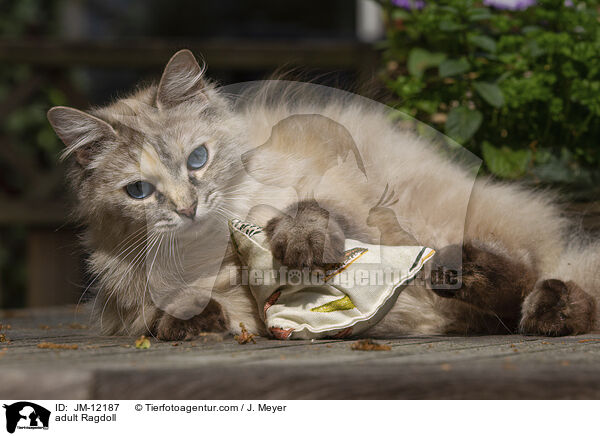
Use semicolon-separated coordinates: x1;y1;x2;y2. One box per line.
47;50;599;339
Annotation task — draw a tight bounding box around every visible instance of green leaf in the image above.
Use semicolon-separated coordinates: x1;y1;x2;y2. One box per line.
468;34;496;53
473;82;505;108
445;107;483;143
135;335;151;349
36;129;60;154
415;99;438;114
524;40;544;58
407;48;446;78
522;25;542;35
482;142;532;179
467;8;492;21
391;9;411;20
439;58;470;78
439;20;466;32
437;6;459;14
46;88;67;106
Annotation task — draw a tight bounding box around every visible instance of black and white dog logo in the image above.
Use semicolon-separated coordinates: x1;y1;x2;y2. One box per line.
3;402;50;433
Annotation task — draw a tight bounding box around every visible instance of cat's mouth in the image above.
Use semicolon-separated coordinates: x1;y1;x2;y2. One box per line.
152;192;223;234
153;212;215;234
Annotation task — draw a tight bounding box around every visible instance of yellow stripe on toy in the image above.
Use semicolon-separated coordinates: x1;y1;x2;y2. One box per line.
324;247;368;282
311;295;356;312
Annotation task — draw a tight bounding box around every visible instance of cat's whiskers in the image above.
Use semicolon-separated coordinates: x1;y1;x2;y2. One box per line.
109;232;158;298
98;232;160;330
211;207;228;221
141;234;165;339
75;226;148;317
490;310;513;334
214;204;235;215
219;184;248;194
88;229;152;325
213;209;233;224
173;235;190;287
106;231;161;333
167;232;175;272
172;233;192;289
219;186;248;194
114;287;131;336
214;203;242;217
219;195;249;203
218;181;254;196
162;231;186;286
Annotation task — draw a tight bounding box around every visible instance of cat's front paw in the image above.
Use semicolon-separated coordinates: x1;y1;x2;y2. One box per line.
265;200;345;269
154;299;228;341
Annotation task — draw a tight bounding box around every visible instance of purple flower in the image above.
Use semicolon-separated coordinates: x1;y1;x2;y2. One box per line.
483;0;536;10
392;0;426;10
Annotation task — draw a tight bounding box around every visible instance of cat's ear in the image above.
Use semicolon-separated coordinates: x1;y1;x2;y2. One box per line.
47;106;117;167
156;49;206;109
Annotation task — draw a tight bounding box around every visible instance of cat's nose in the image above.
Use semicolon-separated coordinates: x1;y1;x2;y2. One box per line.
176;201;197;220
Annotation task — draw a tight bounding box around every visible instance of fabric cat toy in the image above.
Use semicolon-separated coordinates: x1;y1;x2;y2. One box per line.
229;218;435;340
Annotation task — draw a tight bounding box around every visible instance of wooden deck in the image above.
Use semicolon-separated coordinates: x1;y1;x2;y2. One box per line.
1;306;600;399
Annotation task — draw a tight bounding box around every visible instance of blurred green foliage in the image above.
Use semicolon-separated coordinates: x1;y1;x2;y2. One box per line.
0;0;65;197
378;0;600;198
0;0;64;308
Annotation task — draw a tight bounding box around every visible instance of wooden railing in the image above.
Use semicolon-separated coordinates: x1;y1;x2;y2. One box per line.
0;39;376;70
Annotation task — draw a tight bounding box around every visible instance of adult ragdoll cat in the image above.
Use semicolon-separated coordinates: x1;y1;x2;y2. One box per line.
47;49;599;340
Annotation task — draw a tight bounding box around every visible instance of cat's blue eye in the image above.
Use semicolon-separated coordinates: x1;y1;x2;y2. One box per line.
125;181;155;199
187;145;208;170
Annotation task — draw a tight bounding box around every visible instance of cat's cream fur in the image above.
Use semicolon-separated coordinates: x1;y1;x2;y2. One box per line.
47;50;600;337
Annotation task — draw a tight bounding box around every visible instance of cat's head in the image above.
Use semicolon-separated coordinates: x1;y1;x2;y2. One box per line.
48;50;245;234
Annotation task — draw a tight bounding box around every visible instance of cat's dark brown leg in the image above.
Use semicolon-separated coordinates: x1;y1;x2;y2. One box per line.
265;200;347;268
429;242;538;332
154;299;228;341
439;299;521;335
520;279;596;336
430;242;597;336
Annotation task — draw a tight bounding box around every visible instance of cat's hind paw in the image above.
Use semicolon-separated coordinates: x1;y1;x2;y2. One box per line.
520;279;596;336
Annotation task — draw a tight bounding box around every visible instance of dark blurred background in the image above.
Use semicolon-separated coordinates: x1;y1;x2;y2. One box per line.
0;0;383;309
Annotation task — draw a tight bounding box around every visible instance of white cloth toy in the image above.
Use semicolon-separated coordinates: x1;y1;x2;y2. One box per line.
229;219;435;340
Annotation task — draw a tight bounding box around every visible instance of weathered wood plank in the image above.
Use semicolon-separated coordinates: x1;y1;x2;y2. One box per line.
1;306;600;399
0;39;374;70
90;363;600;400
